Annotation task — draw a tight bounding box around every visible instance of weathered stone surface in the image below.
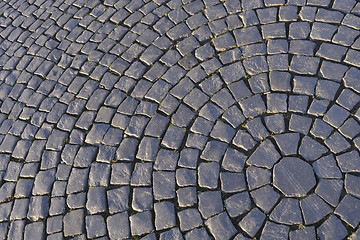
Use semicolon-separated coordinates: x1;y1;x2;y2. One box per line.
300;194;332;225
317;215;348;240
239;208;266;238
130;211;154;236
299;136;328;161
64;209;84;237
107;212;130;240
198;191;223;219
154;201;176;230
205;212;237;240
261;221;289;240
225;191;252;218
247;139;280;169
290;226;316;240
335;194;360;228
273;157;316;197
1;0;360;238
251;185;280;214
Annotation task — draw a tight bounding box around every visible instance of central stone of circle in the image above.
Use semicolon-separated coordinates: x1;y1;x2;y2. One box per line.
273;157;316;197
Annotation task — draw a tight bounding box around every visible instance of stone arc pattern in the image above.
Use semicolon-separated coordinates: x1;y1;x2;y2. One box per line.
0;0;360;239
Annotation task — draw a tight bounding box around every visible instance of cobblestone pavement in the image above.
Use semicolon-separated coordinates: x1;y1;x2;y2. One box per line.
0;0;360;239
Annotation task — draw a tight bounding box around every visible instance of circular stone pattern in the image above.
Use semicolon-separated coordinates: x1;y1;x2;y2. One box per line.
1;0;360;239
273;157;316;197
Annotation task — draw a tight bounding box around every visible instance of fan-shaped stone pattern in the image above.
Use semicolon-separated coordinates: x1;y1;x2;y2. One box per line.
273;157;316;197
0;0;360;239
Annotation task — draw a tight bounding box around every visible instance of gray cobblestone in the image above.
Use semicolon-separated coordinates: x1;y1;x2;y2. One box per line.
0;0;359;238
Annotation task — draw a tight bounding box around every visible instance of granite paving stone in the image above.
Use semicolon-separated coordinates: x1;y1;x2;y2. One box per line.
273;157;316;197
205;212;237;240
130;211;154;236
317;215;348;240
0;0;360;238
239;208;266;238
316;179;343;207
300;194;332;225
261;221;289;240
335;194;360;228
107;212;130;239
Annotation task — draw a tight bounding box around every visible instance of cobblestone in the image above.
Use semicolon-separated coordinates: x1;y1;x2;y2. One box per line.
0;0;359;238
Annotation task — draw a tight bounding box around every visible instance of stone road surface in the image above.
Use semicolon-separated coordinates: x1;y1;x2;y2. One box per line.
0;0;360;239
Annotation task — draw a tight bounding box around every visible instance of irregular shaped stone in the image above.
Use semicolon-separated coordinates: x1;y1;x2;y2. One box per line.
85;215;107;239
251;185;280;214
66;168;89;194
185;227;211;240
130;211;154;236
238;208;266;238
178;148;199;169
266;93;287;113
246;166;271;190
270;198;303;224
265;114;285;134
154;201;176;231
343;67;360;93
159;228;183;240
198;191;223;219
345;174;360;199
198;162;219;189
317;215;348;240
289;114;312;134
178;208;203;232
0;201;12;222
107;186;129;214
107;212;130;240
247;139;280;169
24;222;45;240
232;130;257;151
153;171;175;200
315;179;343;207
210;121;236;143
310;22;337;41
324;132;351;154
177;187;197;207
86;187;107;214
161;125;186;150
116;138;139;161
258;222;289;240
88;162;110;187
176;168;196;187
243;56;268;75
299;136;328;161
225;191;252;218
154;149;178;171
273;157;316;197
336;150;360;173
10;198;29;220
200;140;227;162
300;194;332;225
290;226;316;240
130;162;152;186
64;209;84;237
313;154;342;179
233;26;262;46
290;55;320;75
220;172;246;193
205;212;237;240
273;133;300;155
310;119;333;140
262;22;286;39
335;194;360;228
